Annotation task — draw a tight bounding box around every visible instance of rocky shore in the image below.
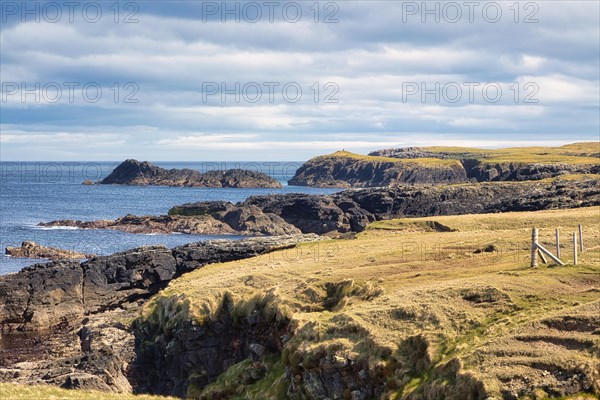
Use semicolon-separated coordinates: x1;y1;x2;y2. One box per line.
0;234;322;332
5;241;95;261
97;159;282;188
40;178;600;235
0;234;323;392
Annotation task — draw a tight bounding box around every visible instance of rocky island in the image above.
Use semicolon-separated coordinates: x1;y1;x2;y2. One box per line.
97;159;282;188
289;143;600;188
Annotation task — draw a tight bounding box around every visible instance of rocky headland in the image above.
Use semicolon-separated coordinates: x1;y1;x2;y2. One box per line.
289;143;600;188
97;159;282;188
40;178;600;235
5;241;95;261
0;235;323;393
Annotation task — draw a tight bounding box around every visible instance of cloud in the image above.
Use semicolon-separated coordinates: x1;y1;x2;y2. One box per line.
0;0;598;161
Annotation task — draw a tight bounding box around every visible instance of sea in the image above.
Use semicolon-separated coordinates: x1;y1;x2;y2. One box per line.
0;161;340;275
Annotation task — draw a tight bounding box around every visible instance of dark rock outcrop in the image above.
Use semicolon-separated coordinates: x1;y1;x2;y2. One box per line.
38;215;236;235
99;159;282;188
369;147;600;183
0;309;136;393
466;161;600;181
5;241;95;261
39;178;600;237
289;151;467;187
132;297;290;397
169;201;301;236
245;178;600;234
0;234;323;332
82;245;178;314
39;208;300;236
0;261;85;329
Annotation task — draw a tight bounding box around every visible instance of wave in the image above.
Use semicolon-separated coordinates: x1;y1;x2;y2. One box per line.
31;225;81;231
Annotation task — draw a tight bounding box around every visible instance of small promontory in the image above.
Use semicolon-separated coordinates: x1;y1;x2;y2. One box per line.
99;159;282;188
288;151;467;187
289;143;600;188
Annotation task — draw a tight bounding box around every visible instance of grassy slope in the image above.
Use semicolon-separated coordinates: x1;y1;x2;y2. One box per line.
414;142;600;165
0;384;177;400
144;206;600;399
319;142;600;167
314;150;463;166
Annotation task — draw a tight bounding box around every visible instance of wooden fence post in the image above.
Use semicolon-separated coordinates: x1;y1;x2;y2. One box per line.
578;225;584;253
573;232;578;265
555;228;560;258
531;227;539;267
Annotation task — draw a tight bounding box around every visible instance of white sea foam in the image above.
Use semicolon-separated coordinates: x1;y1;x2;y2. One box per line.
32;225;81;231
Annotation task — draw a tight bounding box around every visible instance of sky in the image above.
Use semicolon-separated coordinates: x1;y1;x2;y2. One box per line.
1;0;599;161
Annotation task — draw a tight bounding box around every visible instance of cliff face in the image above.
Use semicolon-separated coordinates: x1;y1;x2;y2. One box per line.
290;144;600;188
99;159;282;188
288;152;467;187
465;161;600;181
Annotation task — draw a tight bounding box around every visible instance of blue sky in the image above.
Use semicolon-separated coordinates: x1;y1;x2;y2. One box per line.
1;0;599;161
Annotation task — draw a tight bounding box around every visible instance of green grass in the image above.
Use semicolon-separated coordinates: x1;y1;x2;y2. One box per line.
190;354;288;400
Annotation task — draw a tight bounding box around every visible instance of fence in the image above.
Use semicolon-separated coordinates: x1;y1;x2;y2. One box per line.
531;225;584;267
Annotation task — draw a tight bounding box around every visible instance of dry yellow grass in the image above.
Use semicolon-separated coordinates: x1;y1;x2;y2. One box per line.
317;143;599;170
423;142;600;165
0;383;177;400
143;206;600;399
317;150;463;166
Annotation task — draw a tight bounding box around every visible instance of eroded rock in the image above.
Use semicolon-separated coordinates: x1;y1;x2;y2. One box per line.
5;241;95;261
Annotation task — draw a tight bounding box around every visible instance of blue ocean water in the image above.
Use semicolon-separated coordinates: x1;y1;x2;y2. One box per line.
0;161;339;275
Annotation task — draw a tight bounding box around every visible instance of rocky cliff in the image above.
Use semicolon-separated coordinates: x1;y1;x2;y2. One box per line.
288;151;468;187
99;159;282;188
290;143;600;188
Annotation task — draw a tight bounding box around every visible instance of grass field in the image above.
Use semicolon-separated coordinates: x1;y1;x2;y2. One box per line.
406;142;599;165
315;150;463;166
0;383;177;400
141;206;600;399
322;142;600;166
